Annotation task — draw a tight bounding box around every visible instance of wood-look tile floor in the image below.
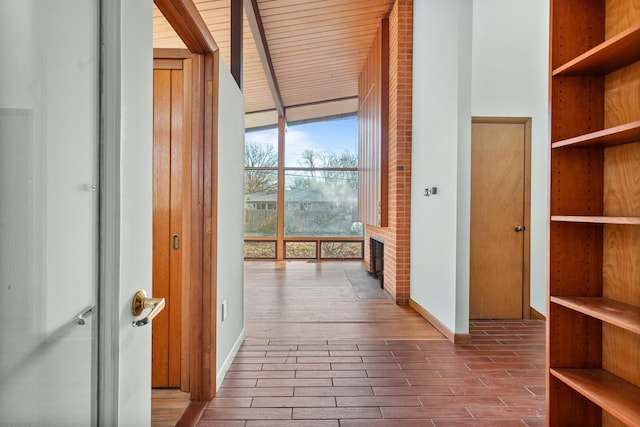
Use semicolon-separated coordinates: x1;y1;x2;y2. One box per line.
243;260;446;340
155;260;547;426
152;388;191;426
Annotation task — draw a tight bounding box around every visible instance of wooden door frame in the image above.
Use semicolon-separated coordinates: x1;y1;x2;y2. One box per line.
471;117;532;319
154;0;220;401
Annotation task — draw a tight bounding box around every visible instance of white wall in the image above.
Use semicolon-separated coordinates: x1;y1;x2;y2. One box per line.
411;0;473;335
216;58;246;388
471;0;550;316
411;0;550;335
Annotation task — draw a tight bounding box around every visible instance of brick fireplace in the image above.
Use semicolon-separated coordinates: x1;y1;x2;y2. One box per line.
369;237;384;288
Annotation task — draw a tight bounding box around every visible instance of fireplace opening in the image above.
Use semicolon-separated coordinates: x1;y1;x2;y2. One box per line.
370;237;384;289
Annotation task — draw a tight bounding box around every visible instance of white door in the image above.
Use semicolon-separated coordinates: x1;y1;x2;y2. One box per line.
0;0;100;424
0;0;154;425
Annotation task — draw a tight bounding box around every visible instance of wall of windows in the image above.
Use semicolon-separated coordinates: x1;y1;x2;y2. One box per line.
244;116;363;259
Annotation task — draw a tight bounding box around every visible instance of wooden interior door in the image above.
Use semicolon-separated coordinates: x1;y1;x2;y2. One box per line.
470;120;529;319
153;64;187;388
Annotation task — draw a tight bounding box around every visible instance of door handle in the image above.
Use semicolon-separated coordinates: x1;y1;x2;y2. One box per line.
74;305;94;325
131;290;165;327
514;225;526;232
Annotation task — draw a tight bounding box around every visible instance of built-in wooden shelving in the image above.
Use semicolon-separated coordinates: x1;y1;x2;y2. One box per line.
551;369;640;427
552;24;640;76
548;1;640;425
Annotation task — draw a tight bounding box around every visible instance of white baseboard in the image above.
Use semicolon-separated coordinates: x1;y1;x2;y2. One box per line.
216;328;245;390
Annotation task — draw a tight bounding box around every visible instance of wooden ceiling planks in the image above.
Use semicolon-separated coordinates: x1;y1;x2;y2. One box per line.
152;0;394;118
257;0;392;111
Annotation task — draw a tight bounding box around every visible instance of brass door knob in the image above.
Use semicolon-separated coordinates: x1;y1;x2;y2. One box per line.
131;290;165;327
514;225;526;232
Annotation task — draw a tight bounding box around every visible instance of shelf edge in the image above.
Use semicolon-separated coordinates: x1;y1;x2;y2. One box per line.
550;216;640;225
551;121;640;149
552;25;640;76
550;296;640;335
550;368;640;427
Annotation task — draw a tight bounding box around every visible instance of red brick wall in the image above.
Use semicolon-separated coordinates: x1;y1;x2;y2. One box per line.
365;0;413;304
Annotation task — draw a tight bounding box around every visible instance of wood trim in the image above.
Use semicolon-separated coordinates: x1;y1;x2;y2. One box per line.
188;53;206;400
154;48;192;60
530;306;547;321
153;59;185;70
284;167;358;172
454;333;472;343
409;299;471;343
202;52;218;400
244;0;285;118
523;118;532;319
154;0;218;54
180;57;193;392
276;116;286;260
282;237;364;242
243;237;278;242
175;401;207;426
187;52;219;401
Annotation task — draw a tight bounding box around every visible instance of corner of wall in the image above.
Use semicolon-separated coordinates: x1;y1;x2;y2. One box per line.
215;56;246;382
216;329;245;390
454;0;473;336
410;0;473;336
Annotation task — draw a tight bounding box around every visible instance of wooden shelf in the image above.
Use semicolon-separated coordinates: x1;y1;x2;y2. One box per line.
551;121;640;149
553;25;640;76
551;296;640;335
551;368;640;426
551;216;640;225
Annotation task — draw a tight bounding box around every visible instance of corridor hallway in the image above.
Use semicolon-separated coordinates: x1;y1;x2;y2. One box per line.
154;261;546;426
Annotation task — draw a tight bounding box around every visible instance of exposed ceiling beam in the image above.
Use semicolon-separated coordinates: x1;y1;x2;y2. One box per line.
243;0;285;118
154;0;218;54
286;97;358;124
230;0;242;88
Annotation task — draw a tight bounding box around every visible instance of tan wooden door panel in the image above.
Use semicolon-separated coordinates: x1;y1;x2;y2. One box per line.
470;122;526;319
153;68;184;388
